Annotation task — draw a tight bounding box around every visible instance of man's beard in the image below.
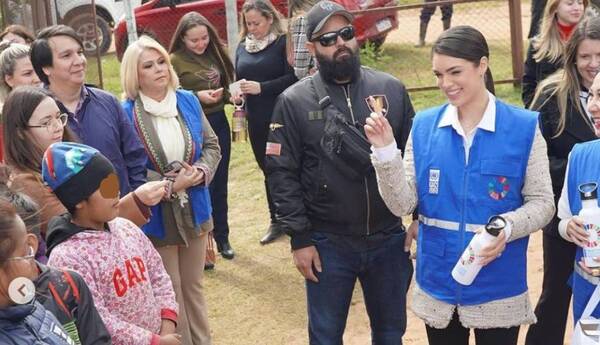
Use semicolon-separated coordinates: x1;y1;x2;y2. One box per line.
316;46;361;84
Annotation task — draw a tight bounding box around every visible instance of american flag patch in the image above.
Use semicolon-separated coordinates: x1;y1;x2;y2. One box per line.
265;142;282;156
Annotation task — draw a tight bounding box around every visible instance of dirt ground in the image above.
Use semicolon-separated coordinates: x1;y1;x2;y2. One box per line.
385;1;532;46
204;3;575;345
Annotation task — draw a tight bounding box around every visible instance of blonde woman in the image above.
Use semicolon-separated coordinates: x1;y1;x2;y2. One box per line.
0;43;41;162
235;0;297;245
121;35;221;345
522;0;587;107
525;17;600;345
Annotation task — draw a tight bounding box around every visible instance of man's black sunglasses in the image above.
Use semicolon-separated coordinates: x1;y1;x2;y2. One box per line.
312;26;355;47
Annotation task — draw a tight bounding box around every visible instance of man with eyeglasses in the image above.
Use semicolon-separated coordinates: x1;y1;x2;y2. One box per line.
265;1;415;343
30;25;146;197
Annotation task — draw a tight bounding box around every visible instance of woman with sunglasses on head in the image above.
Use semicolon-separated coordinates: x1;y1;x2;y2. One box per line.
365;26;554;345
235;0;297;245
2;86;167;261
525;17;600;345
522;0;587;108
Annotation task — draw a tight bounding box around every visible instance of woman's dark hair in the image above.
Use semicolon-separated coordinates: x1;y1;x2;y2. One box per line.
0;25;34;45
168;12;235;87
0;199;20;266
30;25;84;85
432;25;495;95
3;86;77;173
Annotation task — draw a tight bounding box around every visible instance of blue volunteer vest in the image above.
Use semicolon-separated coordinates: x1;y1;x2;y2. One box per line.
122;90;212;239
411;100;538;305
566;140;600;322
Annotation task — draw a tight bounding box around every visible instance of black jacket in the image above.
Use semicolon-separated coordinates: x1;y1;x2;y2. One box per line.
533;89;596;237
522;42;563;108
265;67;415;250
35;263;112;345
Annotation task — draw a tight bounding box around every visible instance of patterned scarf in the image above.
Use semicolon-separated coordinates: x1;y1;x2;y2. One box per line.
244;32;277;53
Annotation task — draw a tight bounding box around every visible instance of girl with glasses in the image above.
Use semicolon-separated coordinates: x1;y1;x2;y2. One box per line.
2;86;168;264
0;198;76;345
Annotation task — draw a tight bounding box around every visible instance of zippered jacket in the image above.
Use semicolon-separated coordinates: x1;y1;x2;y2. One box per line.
35;263;112;345
0;301;74;345
265;67;415;250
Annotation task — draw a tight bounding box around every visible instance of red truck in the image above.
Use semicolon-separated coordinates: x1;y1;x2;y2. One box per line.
114;0;398;60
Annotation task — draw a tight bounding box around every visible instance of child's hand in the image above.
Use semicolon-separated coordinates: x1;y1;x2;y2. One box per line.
134;181;169;206
159;334;181;345
160;319;176;335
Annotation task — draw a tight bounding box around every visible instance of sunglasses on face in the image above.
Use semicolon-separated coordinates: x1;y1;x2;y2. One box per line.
313;26;355;47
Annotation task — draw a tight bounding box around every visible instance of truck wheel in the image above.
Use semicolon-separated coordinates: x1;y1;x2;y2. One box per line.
66;11;112;55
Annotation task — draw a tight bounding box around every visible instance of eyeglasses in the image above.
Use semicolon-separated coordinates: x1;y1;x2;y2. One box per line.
312;26;355;47
6;246;34;262
27;113;68;133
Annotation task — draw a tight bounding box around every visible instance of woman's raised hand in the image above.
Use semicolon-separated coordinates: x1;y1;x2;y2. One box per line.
364;111;394;148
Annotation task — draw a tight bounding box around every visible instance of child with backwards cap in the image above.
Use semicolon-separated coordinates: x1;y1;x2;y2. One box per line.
43;142;180;345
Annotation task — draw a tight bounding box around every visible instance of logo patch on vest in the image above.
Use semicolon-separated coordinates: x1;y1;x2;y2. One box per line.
488;176;510;200
429;169;440;194
365;95;389;116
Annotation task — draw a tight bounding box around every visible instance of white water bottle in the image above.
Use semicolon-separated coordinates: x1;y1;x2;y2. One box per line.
451;216;506;286
578;182;600;273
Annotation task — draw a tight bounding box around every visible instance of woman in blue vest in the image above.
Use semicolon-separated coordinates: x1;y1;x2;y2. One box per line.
557;70;600;327
526;17;600;345
120;35;221;345
365;26;555;345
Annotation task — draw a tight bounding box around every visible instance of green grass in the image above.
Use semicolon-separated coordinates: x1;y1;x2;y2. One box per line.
92;42;522;107
86;53;122;97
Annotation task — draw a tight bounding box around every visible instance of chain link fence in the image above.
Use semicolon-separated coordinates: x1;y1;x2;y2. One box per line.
350;0;526;91
0;0;526;93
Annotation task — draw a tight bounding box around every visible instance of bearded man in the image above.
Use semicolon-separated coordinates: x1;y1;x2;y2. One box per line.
265;2;416;343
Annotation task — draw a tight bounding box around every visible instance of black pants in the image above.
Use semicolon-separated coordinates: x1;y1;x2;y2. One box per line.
207;110;231;245
525;224;577;345
247;115;277;222
425;311;520;345
420;0;453;23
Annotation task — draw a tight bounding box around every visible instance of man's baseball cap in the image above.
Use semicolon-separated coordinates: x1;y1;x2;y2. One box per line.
306;1;354;41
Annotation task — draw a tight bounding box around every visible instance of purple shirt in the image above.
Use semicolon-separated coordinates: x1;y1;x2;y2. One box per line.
56;85;147;195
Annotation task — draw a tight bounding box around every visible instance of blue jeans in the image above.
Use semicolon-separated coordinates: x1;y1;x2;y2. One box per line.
306;231;413;345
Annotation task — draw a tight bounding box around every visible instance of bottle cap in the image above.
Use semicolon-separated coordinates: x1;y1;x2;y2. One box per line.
485;215;506;237
579;182;598;201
